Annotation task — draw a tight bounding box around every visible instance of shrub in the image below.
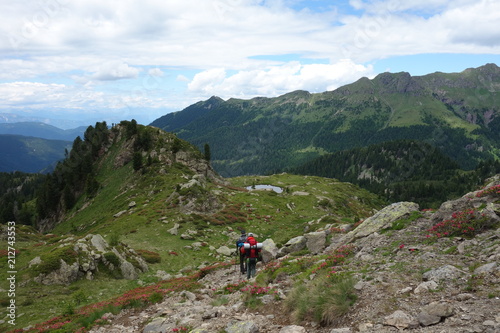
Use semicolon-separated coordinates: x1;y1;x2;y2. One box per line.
109;233;120;247
285;272;357;325
137;249;161;264
426;209;497;239
103;252;120;267
35;246;78;275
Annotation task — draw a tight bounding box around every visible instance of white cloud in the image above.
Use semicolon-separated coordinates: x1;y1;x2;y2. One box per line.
148;68;164;77
188;59;374;98
90;61;140;81
0;82;67;106
0;0;499;124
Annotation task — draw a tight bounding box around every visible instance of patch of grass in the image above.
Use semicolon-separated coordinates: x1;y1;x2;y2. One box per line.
285;272;358;325
383;211;423;232
211;296;230;306
33;246;79;276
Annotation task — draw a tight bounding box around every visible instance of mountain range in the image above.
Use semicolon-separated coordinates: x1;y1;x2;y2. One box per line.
150;63;500;177
0;122;87;173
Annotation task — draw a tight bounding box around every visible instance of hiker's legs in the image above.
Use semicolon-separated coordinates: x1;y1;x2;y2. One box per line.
240;254;246;273
247;258;256;279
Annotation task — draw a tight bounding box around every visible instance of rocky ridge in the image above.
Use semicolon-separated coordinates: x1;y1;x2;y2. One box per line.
90;176;500;332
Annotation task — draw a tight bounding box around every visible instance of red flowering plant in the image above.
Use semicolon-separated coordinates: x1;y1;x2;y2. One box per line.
426;209;493;239
475;184;500;198
309;244;355;277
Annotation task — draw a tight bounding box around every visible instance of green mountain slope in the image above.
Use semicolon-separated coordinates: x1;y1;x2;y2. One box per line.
150;64;500;176
0;135;71;173
291;139;500;208
0;121;385;331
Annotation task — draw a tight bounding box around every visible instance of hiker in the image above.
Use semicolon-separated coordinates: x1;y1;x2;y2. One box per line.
241;232;261;279
236;230;247;274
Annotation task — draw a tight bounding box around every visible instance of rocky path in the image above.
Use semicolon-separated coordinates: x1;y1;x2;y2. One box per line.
88;178;500;333
88;262;297;333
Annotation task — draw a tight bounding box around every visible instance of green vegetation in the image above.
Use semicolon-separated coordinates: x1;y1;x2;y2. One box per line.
0;122;385;332
150;64;500;178
292;140;500;208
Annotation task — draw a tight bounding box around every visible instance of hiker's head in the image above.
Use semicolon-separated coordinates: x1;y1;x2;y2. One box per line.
241;230;246;235
248;232;254;237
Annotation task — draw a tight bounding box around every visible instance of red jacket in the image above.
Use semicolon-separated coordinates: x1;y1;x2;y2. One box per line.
240;236;260;258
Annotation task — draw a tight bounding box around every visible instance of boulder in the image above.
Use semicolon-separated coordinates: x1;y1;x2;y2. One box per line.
90;234;110;253
422;265;468;282
414;280;438;294
142;317;171;333
304;231;326;254
384;310;418;330
349;202;419;240
327;202;419;251
216;246;234;257
168;223;180;235
225;321;259;333
278;236;306;257
261;239;279;263
474;262;498;275
279;326;306;333
34;260;81;285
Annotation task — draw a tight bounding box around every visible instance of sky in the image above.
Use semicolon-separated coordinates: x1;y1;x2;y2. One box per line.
0;0;499;128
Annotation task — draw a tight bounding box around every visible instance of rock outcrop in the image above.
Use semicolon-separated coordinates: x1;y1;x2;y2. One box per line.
31;234;148;285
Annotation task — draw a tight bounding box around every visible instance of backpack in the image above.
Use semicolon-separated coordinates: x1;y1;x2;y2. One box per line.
244;236;260;258
236;235;247;249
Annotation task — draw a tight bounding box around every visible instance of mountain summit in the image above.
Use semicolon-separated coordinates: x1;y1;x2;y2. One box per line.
150;64;500;177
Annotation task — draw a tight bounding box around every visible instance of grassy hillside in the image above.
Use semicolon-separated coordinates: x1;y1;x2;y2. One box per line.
0;123;385;331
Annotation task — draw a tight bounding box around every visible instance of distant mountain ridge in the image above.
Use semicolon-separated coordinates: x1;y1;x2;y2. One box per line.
0;134;71;173
150;63;500;177
0;122;86;141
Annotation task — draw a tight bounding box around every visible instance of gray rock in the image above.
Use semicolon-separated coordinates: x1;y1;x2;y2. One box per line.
279;325;306;333
128;201;136;208
142;317;171;333
35;260;81;285
329;329;352;333
305;231;326;254
225;320;259;333
261;238;279;263
384;310;418;330
278;236;306;257
28;256;42;268
349;202;419;240
113;210;127;218
414;280;438;294
90;234;109;253
181;233;195;240
474;262;497;274
120;259;138;280
328;202;419;251
421;301;454;318
422;265;467;282
417;312;441;327
168;223;180;235
216;246;234;257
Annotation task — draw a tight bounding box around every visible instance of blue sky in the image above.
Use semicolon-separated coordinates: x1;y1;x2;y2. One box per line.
0;0;499;128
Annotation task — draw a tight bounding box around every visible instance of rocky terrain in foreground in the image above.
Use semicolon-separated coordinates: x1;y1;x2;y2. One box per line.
85;176;500;333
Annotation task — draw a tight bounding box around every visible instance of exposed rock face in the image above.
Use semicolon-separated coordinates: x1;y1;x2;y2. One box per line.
327;201;419;251
261;238;279;263
304;231;326;254
30;234;148;285
277;236;306;257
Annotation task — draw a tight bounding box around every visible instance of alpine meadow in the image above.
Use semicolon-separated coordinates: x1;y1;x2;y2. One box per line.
1;64;500;333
